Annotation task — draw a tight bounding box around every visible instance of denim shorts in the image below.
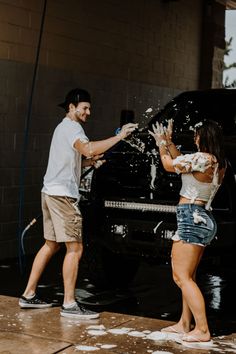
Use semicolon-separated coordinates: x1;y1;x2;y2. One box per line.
172;204;217;246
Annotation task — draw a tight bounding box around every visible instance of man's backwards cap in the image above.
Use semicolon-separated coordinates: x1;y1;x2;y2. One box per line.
58;88;91;111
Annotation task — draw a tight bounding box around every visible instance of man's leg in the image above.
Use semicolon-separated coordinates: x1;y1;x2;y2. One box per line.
60;241;99;319
62;241;83;305
22;240;60;297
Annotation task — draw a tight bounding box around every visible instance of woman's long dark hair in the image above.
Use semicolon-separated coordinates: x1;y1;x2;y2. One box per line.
196;120;226;169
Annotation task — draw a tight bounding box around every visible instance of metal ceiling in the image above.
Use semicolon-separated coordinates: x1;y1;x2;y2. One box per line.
226;0;236;9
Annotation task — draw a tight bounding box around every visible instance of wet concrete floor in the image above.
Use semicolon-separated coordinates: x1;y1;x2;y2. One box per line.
0;252;236;353
1;295;236;354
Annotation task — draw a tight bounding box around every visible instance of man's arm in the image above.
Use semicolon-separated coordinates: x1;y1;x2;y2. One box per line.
75;135;121;158
74;123;138;157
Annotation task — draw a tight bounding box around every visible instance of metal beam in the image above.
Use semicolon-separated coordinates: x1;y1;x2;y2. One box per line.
226;0;236;9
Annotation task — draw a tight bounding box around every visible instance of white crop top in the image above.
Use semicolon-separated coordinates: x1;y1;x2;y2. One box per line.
172;152;220;210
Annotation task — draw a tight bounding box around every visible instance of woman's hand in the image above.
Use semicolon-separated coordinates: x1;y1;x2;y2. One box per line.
166;119;173;144
149;119;173;147
149;122;167;147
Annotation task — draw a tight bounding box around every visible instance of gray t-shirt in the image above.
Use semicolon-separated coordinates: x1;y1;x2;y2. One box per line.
42;117;89;199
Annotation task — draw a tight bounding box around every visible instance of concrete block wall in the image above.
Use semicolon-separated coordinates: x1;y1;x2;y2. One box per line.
0;0;226;259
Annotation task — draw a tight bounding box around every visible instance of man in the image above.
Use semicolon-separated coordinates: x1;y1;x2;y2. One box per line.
19;88;137;319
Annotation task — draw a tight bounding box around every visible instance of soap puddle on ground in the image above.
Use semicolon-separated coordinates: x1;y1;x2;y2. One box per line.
73;323;236;353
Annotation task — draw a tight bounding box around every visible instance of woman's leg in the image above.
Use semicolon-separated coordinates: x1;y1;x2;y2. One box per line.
171;240;210;341
162;242;201;334
175;259;200;331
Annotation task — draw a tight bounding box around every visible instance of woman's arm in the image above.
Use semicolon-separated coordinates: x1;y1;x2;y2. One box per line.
164;119;181;159
166;142;181;159
149;120;178;172
158;144;176;172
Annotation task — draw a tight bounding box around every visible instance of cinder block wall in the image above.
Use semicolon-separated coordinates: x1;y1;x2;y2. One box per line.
0;0;225;259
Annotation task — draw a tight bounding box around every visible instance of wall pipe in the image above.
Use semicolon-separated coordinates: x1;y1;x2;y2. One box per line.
17;0;48;274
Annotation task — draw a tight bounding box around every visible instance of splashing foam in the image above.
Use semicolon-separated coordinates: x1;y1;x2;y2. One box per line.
152;351;173;354
100;344;117;349
107;327;133;335
124;136;145;153
75;345;99;351
180;340;217;350
150;157;157;189
84;325;236;353
87;329;107;336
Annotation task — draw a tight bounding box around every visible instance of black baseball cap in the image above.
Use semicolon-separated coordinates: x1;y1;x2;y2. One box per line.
58;88;91;112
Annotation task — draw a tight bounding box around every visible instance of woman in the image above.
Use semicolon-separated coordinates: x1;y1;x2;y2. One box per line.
149;119;226;343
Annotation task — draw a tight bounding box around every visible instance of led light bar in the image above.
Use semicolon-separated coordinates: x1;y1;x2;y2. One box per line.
104;200;176;213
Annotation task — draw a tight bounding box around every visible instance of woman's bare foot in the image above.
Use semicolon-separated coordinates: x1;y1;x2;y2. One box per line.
161;323;191;334
182;329;211;343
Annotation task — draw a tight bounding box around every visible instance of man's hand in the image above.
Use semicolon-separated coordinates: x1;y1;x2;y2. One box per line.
91;154;106;169
118;123;139;140
82;154;106;168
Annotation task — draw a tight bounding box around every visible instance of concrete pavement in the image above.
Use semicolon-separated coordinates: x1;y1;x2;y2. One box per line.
0;295;235;353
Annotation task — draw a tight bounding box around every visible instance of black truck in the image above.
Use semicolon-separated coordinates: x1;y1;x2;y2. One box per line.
81;89;236;287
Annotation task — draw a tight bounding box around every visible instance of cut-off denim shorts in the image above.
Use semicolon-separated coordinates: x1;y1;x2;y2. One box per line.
172;204;217;247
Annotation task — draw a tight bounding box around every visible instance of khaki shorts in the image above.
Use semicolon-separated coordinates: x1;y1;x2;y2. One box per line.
42;193;83;243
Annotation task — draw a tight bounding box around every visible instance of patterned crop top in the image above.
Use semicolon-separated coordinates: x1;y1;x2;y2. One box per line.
172;152;220;210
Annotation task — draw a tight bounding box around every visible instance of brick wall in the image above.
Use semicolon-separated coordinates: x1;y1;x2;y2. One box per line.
0;0;226;259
